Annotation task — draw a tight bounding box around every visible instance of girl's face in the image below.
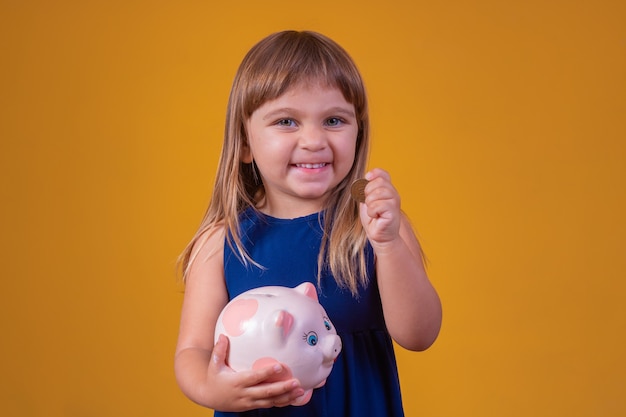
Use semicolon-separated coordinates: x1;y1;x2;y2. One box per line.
243;82;358;218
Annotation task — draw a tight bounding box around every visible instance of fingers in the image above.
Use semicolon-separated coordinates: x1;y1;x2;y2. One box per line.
362;169;399;215
364;167;391;182
216;349;304;408
232;374;304;409
241;364;305;407
257;380;306;408
244;362;288;385
211;334;229;367
360;168;402;245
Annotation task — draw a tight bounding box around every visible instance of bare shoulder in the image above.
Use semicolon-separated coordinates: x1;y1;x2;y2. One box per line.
186;223;227;292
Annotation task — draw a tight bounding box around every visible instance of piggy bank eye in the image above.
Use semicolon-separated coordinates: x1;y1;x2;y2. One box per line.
304;331;318;346
324;319;331;331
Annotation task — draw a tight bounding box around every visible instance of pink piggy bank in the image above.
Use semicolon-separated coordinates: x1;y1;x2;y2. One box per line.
214;282;342;406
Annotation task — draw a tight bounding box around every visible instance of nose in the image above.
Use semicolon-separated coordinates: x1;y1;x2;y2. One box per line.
299;124;328;151
323;335;342;360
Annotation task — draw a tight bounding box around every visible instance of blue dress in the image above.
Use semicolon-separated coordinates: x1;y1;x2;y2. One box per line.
216;208;405;417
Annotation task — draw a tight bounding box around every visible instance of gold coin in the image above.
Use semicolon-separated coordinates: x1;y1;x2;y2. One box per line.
350;179;369;203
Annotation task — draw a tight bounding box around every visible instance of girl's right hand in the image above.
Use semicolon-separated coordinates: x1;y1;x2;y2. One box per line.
207;334;306;411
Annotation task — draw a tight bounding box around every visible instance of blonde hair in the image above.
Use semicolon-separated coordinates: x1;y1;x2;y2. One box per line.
179;30;370;296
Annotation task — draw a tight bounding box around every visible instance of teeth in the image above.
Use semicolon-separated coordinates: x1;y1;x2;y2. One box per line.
296;163;327;169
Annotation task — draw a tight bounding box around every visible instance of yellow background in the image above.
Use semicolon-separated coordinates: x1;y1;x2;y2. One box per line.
1;0;625;416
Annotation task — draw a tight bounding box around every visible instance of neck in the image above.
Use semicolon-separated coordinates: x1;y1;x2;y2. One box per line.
255;196;325;219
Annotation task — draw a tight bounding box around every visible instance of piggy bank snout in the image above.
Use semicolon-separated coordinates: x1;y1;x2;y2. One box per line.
323;334;342;361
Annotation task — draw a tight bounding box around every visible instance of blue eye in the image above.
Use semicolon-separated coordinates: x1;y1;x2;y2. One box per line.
277;119;295;127
304;332;318;346
324;320;331;331
326;117;343;127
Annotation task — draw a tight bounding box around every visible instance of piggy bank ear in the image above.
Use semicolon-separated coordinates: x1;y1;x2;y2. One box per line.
295;282;318;302
264;310;294;345
275;310;294;337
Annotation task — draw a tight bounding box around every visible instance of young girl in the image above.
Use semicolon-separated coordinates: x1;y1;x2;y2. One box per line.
175;30;442;416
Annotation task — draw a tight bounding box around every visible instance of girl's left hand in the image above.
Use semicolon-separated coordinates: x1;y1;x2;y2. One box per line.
358;168;402;248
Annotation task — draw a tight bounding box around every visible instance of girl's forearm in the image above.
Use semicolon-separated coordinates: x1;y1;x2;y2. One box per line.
375;232;442;351
174;347;214;408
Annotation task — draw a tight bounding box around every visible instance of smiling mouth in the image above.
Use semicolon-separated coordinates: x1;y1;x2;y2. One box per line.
295;163;328;169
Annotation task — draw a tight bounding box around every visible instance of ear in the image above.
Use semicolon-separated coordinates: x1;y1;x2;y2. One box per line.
240;143;253;164
274;310;294;338
295;282;318;302
264;310;294;346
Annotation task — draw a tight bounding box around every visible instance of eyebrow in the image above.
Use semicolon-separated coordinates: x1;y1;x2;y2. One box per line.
262;107;356;120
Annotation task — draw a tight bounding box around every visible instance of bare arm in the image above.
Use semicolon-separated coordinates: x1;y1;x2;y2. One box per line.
360;169;442;351
174;226;304;410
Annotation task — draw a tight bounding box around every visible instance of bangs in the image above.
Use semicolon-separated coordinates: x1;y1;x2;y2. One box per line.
236;31;366;119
